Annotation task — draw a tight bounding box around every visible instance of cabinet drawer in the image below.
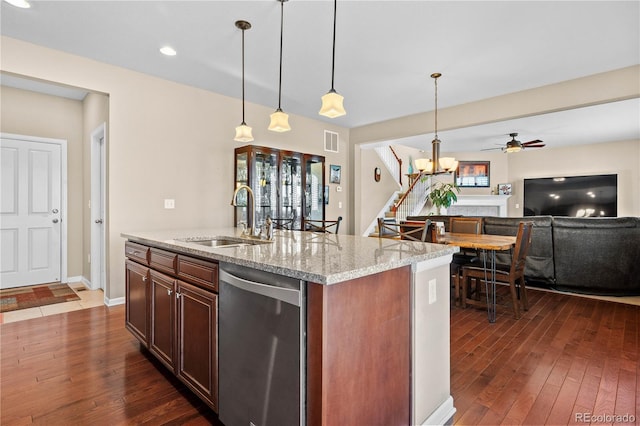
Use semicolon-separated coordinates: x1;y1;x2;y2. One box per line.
125;242;150;265
150;248;178;275
177;255;218;292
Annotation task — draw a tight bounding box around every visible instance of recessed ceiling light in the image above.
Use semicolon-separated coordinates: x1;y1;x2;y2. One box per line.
4;0;31;8
160;46;177;56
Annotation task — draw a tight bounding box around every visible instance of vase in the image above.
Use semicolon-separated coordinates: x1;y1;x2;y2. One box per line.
408;156;414;174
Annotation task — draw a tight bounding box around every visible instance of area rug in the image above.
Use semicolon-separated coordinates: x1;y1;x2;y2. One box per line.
0;282;80;313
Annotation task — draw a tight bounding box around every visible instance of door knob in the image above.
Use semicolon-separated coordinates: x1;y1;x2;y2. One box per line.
52;209;59;214
52;218;59;223
95;219;103;224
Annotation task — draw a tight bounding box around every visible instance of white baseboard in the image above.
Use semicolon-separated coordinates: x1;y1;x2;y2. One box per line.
421;396;456;426
105;296;125;307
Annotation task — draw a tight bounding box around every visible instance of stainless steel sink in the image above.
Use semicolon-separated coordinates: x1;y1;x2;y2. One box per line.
176;236;272;248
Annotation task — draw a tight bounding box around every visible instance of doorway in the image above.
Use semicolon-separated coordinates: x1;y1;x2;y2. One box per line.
90;123;107;291
0;133;68;289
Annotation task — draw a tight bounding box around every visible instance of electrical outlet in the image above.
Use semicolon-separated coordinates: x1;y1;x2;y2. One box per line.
164;199;175;209
338;201;343;209
429;279;437;304
515;203;520;209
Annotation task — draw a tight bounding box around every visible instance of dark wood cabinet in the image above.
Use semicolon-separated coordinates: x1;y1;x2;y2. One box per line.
125;259;149;347
234;145;325;231
125;243;218;412
177;280;218;410
150;269;176;369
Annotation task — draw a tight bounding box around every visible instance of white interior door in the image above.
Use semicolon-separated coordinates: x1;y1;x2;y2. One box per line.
1;136;63;288
90;123;106;291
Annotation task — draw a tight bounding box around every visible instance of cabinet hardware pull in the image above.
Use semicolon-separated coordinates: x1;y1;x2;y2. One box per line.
167;289;172;296
142;275;147;282
176;293;181;299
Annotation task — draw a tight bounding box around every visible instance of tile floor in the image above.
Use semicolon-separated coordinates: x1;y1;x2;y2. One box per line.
0;283;105;324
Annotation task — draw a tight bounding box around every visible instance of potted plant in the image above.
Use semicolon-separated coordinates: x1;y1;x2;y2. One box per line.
428;181;460;215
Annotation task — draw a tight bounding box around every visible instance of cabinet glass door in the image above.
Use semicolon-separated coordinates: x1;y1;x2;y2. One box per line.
254;149;278;228
279;153;302;230
304;155;325;224
234;151;249;227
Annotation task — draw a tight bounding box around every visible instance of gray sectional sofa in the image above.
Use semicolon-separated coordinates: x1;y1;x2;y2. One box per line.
407;215;640;295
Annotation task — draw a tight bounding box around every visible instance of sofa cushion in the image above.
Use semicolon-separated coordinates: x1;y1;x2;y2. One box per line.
552;217;640;294
483;216;555;284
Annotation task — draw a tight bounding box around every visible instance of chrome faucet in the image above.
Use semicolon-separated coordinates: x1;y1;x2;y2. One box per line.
231;184;255;237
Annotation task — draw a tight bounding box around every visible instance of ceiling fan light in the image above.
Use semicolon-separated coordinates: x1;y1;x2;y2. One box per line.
234;123;254;142
268;109;291;132
319;90;346;118
505;146;521;153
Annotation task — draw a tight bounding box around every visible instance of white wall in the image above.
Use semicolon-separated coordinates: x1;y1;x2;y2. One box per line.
1;36;350;301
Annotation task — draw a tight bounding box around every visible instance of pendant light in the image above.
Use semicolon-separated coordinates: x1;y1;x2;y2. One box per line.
415;73;457;174
269;0;291;132
319;0;346;118
234;20;254;142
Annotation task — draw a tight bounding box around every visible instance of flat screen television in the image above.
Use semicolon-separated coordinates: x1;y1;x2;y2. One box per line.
523;174;617;217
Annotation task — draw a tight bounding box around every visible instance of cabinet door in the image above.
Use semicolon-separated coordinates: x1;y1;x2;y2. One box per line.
125;259;150;346
177;280;218;411
150;270;176;370
303;153;326;225
279;151;302;230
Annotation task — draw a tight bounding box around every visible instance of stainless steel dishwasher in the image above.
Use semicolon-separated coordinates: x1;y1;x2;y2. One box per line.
218;262;305;426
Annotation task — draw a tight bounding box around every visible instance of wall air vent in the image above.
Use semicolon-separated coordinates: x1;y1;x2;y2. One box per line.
324;130;339;153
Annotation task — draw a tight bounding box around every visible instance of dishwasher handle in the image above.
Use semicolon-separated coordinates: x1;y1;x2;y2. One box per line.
219;269;301;307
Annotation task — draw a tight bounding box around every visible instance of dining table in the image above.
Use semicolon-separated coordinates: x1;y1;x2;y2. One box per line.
439;232;517;323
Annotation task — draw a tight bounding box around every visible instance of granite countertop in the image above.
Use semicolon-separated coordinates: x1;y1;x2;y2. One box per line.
122;228;458;285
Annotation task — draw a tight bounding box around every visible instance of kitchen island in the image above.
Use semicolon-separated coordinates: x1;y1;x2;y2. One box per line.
122;228;458;426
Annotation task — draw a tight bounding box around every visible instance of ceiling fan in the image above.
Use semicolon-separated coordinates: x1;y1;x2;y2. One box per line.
483;133;546;153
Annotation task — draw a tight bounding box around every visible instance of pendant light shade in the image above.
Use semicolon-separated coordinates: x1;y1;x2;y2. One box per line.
269;0;291;132
319;0;346;118
234;20;254;142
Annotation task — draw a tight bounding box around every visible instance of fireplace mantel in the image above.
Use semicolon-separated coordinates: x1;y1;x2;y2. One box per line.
448;195;511;217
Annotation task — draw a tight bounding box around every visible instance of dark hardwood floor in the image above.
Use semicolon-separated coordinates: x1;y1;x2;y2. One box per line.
1;288;637;425
451;287;639;425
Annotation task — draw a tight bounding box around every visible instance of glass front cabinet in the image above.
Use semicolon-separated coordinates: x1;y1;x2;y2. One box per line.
234;145;325;231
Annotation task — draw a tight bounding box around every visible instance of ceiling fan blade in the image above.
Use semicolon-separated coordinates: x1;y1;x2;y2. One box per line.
524;143;546;148
522;139;543;146
481;147;503;151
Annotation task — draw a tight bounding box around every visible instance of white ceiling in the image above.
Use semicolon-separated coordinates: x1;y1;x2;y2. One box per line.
1;0;638;152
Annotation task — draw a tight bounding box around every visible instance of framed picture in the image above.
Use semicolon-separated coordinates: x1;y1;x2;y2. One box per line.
324;185;329;204
455;161;490;187
498;183;512;195
330;164;341;184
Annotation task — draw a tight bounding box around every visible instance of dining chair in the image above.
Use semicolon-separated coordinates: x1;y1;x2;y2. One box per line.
305;216;342;234
460;221;534;319
449;217;483;306
377;218;433;242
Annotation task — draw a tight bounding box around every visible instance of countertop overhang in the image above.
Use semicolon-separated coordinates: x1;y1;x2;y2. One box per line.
122;228;458;285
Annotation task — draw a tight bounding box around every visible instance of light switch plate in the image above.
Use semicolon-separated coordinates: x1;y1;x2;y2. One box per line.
164;199;175;209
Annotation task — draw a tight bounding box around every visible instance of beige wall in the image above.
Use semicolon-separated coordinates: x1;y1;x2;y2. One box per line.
0;85;85;278
1;36;350;301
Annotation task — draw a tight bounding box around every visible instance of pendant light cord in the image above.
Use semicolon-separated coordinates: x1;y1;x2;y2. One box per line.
277;0;284;109
330;0;337;91
241;27;246;124
434;75;438;140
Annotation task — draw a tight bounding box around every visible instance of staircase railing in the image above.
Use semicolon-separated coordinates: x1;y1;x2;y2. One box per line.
392;173;431;222
374;146;402;188
389;147;402;186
